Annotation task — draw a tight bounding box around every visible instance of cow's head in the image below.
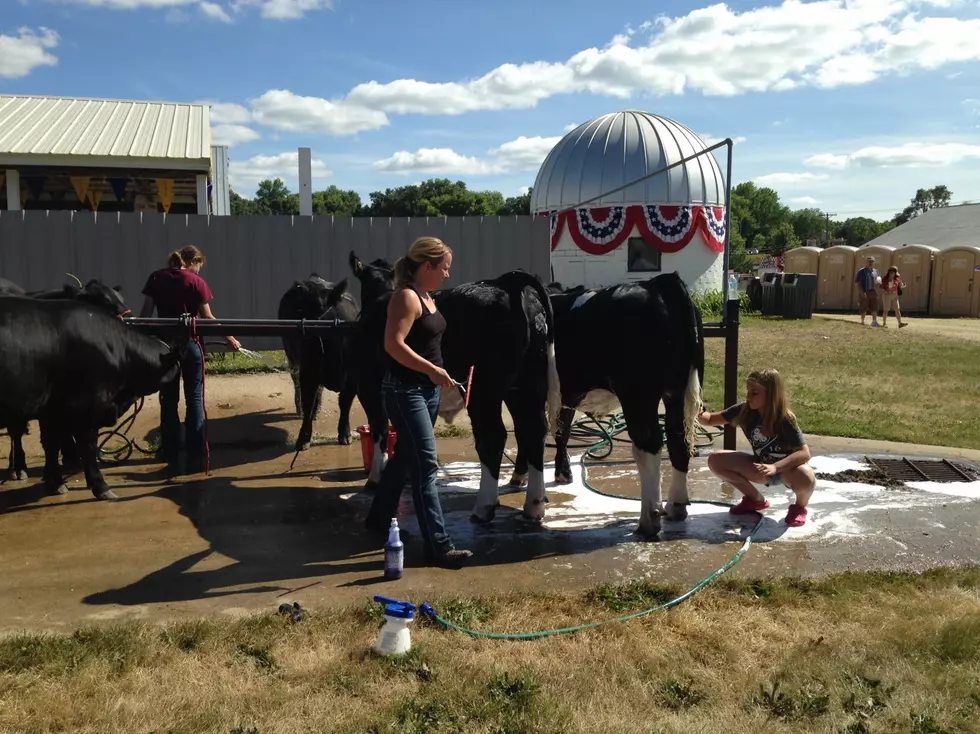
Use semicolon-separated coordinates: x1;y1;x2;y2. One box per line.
76;280;129;317
289;275;343;320
349;250;394;304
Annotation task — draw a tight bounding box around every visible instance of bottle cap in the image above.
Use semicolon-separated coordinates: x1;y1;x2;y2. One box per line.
373;595;416;619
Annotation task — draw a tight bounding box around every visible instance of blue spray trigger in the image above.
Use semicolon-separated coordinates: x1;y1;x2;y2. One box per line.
420;602;436;617
373;595;416;620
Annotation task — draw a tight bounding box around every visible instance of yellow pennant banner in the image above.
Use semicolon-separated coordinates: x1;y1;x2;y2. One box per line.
156;179;174;213
69;176;90;204
88;190;102;211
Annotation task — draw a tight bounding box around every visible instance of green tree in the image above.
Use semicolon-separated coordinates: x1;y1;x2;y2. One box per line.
894;185;952;225
790;208;828;243
254;178;299;215
835;216;885;247
313;185;362;216
499;188;532;215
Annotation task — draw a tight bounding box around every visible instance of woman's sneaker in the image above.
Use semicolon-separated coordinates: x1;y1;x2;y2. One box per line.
426;548;473;570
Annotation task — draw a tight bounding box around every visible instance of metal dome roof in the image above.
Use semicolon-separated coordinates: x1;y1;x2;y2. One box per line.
530;110;727;213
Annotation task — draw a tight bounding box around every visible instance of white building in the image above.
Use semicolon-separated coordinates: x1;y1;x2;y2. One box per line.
531;110;728;294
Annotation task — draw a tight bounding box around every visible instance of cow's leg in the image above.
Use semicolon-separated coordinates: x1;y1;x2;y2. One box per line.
295;361;320;452
553;406;575;485
39;422;68;495
75;425;118;501
620;392;665;540
6;432;28;481
662;392;693;522
60;431;82;474
507;394;549;523
503;396;528;489
469;395;507;524
358;379;389;489
336;377;356;446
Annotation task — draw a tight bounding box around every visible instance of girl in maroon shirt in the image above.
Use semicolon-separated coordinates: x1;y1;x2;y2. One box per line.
140;246;240;472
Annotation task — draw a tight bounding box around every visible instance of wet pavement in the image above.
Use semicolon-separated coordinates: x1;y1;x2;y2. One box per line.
1;373;979;633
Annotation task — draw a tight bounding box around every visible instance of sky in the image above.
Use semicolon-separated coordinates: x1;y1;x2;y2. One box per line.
2;0;980;220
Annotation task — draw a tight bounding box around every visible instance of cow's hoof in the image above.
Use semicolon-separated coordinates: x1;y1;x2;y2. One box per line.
521;495;549;523
554;471;573;485
338;434;352;446
295;441;311;452
664;502;689;522
6;470;26;482
95;489;119;501
46;483;68;495
634;522;662;541
469;504;498;524
507;473;528;489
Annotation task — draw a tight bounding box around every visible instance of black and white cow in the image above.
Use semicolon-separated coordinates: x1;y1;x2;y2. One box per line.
278;274;360;449
0;278;130;480
0;296;183;499
514;274;705;539
348;251;562;524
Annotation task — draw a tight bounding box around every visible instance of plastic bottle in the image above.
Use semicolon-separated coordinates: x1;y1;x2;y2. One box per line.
728;271;739;300
372;596;416;656
383;518;404;580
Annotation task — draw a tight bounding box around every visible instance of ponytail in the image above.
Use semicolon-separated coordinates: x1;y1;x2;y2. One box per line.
393;256;421;288
394;236;452;288
167;245;206;270
167;250;183;269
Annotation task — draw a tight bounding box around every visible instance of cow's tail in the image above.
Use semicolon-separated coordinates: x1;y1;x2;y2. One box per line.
666;275;705;455
495;270;562;432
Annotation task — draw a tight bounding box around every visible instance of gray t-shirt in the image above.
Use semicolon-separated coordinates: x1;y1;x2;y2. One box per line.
721;402;806;464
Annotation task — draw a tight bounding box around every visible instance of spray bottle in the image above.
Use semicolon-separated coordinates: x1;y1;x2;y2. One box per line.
372;596;416;656
384;518;404;580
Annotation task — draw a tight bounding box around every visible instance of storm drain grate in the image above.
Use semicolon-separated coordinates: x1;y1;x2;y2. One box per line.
864;457;978;484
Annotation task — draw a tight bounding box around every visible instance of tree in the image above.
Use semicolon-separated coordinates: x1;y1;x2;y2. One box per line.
313;185;362;216
835;217;886;247
894;185;952;225
499;188;532;215
790;208;828;244
254;178;299;215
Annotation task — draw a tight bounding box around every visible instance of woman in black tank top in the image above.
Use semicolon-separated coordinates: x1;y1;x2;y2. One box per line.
364;237;473;569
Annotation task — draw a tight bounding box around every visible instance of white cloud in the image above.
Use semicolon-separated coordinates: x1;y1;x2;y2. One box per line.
790;196;819;205
0;27;59;79
963;99;980;115
754;172;831;186
372;135;562;175
248;89;389;135
52;0;200;7
228;150;331;193
805;142;980;168
698;133;747;147
204;101;253;125
563;123;580;132
229;0;332;19
249;0;980;126
212;124;260;147
200;1;231;21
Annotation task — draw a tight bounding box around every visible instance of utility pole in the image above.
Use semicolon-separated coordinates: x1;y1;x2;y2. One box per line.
824;211;837;246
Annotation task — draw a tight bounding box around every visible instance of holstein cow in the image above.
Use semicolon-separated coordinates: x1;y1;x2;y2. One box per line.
513;274;705;539
279;274;361;449
0;296;183;499
0;278;131;480
348;251;562;524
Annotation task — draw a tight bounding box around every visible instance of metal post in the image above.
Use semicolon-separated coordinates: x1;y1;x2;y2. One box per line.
723;297;740;451
722;140;733;296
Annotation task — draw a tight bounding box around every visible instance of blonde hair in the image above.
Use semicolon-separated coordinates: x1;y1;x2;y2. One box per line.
393;237;451;288
168;245;206;270
740;368;797;436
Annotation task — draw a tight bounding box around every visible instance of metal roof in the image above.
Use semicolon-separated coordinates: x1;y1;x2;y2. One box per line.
0;94;211;167
530;110;728;213
860;203;980;251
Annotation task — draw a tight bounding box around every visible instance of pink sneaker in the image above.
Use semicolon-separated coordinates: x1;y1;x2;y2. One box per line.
729;496;770;515
785;503;808;527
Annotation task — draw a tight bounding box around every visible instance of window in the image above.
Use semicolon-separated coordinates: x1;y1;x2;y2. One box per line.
627;237;662;273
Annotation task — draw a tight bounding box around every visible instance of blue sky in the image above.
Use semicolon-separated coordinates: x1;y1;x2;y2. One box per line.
2;0;980;220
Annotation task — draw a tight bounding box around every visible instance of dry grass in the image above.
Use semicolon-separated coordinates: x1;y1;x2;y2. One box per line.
2;568;980;733
703;316;980;449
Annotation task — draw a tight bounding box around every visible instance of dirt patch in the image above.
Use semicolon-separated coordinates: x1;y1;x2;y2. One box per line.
815;466;909;489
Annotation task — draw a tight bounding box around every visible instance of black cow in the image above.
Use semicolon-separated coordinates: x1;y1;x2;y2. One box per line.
280;275;361;450
347;251;561;524
513;274;705;539
0;278;129;480
0;296;182;499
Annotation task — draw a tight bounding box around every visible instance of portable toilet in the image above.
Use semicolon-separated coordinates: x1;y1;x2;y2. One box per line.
930;246;980;317
817;245;859;311
784;246;821;276
892;244;938;314
859;244;895;275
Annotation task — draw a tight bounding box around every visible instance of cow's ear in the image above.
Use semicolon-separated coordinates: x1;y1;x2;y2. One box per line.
349;251;364;275
327;278;349;307
113;284;123;293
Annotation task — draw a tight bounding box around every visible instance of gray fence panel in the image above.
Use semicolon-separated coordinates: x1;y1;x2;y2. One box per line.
0;211;551;351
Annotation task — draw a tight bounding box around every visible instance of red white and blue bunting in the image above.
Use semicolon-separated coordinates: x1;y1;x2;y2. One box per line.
542;204;727;256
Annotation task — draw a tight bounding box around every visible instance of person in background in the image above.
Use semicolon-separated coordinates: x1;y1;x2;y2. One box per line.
363;236;473;570
698;368;817;527
854;255;881;327
140;245;241;472
880;265;907;328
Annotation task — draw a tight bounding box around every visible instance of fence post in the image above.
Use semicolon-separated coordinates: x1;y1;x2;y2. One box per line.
723;297;740;451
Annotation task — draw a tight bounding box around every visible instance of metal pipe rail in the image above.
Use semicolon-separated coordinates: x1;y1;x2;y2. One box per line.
122;316;360;338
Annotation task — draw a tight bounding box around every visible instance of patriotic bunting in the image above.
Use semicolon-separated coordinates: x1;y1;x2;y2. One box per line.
545;205;727;255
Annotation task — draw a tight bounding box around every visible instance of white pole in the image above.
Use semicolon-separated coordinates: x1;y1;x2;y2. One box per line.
5;169;21;211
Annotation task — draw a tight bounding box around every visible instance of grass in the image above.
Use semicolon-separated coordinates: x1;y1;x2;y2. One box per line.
702;315;980;449
2;567;979;733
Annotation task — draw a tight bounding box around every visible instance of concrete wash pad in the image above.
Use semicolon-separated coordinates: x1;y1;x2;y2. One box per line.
425;453;980;574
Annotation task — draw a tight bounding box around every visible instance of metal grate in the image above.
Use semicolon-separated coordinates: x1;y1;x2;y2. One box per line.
864;457;978;484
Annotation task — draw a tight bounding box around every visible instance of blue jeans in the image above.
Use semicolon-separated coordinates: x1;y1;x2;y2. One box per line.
366;374;453;556
159;341;205;464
